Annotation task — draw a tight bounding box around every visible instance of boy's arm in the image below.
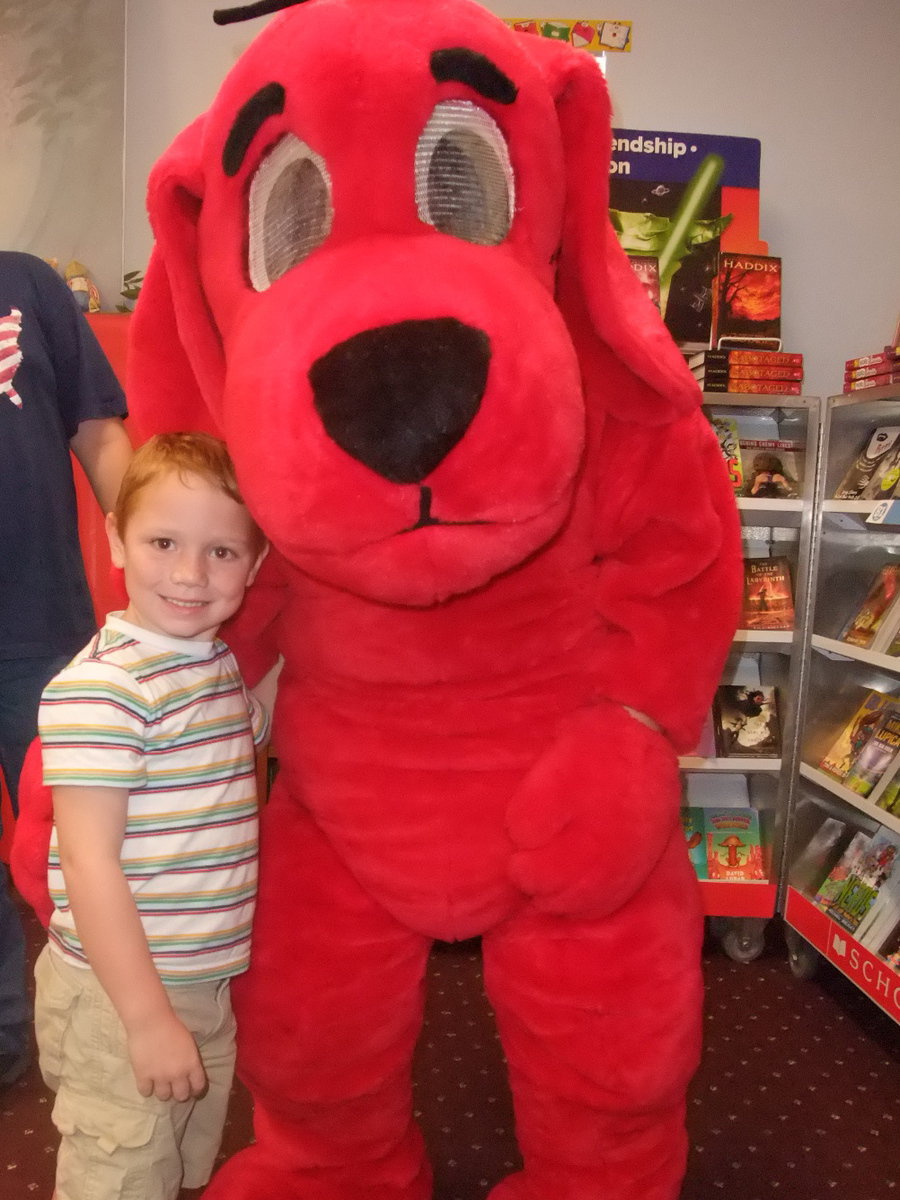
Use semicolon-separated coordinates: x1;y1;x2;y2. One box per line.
69;416;133;514
251;655;284;726
53;784;207;1103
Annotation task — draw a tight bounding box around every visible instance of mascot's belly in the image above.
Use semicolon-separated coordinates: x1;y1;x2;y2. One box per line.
271;670;592;940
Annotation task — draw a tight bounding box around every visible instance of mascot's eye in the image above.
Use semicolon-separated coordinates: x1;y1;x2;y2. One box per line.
248;134;333;290
415;100;514;245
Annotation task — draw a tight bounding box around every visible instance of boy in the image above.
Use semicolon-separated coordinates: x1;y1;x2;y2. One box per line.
34;431;278;1200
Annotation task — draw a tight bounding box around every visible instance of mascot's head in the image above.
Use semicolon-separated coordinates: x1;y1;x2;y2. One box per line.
131;0;697;606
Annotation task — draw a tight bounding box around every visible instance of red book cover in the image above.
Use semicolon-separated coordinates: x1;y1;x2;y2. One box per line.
688;348;802;368
741;556;794;629
710;253;782;348
694;363;803;382
700;379;802;395
844;371;900;393
845;348;900;371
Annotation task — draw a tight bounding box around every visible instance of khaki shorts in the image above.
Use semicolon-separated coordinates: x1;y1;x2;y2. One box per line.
34;945;237;1200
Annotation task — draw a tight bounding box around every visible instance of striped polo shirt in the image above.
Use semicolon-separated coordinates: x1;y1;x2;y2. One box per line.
39;614;268;985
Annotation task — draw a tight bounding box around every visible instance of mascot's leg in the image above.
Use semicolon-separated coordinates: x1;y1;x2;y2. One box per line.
483;831;704;1200
204;790;433;1200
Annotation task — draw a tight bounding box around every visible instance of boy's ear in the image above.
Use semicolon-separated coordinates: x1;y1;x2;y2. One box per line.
247;542;270;589
106;512;125;569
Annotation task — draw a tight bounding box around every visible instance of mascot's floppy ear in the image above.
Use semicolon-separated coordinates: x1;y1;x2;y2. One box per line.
527;36;700;421
128;116;224;442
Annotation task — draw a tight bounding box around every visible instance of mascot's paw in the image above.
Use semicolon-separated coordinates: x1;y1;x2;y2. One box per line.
9;738;53;927
506;702;680;917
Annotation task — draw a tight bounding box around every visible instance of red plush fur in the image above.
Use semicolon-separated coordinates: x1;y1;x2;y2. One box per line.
15;3;742;1198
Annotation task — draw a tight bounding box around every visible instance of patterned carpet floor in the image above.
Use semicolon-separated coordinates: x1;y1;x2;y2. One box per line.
3;899;898;1200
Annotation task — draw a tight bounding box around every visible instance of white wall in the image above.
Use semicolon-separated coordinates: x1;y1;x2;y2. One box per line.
124;0;900;399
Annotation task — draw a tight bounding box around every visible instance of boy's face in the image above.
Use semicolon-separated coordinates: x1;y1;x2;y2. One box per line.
106;470;267;642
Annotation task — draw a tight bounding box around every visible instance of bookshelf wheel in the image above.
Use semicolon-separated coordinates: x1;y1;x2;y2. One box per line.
721;918;767;963
785;926;820;980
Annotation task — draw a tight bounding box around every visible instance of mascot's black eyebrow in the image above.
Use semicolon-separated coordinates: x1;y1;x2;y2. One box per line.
430;49;518;105
223;82;286;176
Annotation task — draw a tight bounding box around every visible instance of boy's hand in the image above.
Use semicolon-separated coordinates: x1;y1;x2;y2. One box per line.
127;1011;207;1102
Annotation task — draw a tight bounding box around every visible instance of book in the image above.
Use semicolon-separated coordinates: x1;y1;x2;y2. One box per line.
833;426;900;499
712;685;781;758
845;361;899;382
812;829;872;913
710;252;781;348
842;705;900;797
704;807;766;881
626;254;661;311
707;413;743;493
688;348;803;369
837;564;900;649
818;689;893;781
844;347;900;372
856;862;900;953
741;556;794;629
681;807;708;879
699;379;802;396
740;440;802;499
693;363;803;382
822;827;900;935
789;817;848;896
844;371;900;394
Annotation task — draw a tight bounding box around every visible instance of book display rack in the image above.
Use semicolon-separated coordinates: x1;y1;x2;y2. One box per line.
783;384;900;1022
687;393;820;961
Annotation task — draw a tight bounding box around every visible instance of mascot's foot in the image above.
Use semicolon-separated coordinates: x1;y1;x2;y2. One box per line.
202;1144;431;1200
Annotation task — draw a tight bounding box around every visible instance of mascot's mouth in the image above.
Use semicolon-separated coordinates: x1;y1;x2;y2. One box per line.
402;485;490;533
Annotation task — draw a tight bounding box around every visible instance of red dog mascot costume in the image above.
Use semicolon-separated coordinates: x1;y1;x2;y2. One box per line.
15;1;743;1197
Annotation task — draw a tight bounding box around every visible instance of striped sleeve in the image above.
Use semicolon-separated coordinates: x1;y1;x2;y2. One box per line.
39;659;149;789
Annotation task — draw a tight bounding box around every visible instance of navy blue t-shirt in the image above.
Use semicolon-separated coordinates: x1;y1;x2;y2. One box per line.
0;252;127;659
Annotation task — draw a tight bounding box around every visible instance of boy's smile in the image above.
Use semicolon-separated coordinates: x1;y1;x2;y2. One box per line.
106;470;267;641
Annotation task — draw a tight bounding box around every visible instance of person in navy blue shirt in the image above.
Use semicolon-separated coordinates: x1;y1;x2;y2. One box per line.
0;251;132;1088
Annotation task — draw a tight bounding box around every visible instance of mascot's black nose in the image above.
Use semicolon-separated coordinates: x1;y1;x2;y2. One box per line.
309;318;490;484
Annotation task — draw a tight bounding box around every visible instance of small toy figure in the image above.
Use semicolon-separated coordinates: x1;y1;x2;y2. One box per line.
64;259;101;313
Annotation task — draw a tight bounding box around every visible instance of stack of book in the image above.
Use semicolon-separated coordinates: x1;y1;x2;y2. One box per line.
843;346;900;394
818;688;900;815
811;825;900;959
833;426;900;502
689;348;804;395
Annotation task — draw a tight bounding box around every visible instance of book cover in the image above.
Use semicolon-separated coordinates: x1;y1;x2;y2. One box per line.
694;363;804;382
713;685;781;758
845;360;899;382
824;827;900;935
845;348;900;371
740;440;802;499
710;252;782;348
856;864;900;953
842;705;900;797
845;371;900;394
812;830;873;913
681;807;708;879
704;807;766;881
741;556;794;629
838;564;900;649
833;426;900;499
699;379;802;395
789;817;848;896
688;348;803;368
707;414;743;494
609;130;764;350
818;689;892;781
626;254;661;311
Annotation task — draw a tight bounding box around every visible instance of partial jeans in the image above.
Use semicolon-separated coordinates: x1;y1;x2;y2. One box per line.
0;654;72;1063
